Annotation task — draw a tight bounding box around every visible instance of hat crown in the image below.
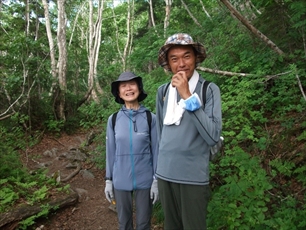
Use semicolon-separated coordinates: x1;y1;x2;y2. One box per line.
117;71;138;82
165;33;194;45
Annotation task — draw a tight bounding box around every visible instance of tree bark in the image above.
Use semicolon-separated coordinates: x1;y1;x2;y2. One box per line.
57;0;67;120
220;0;285;56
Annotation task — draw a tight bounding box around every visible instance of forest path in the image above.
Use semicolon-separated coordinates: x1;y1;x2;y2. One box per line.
23;131;162;230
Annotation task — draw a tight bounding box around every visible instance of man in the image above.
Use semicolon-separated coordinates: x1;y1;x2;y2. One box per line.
155;33;222;229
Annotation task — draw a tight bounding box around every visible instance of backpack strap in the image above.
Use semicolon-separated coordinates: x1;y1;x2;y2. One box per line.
162;82;171;103
145;110;152;140
201;80;211;108
111;112;118;129
112;110;152;140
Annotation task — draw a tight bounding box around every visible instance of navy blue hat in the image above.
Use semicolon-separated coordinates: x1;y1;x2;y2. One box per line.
111;71;148;104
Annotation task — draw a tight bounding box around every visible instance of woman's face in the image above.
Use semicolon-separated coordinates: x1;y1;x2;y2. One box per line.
118;80;140;103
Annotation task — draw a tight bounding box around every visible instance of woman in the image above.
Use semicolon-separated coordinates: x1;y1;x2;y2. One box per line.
104;71;159;230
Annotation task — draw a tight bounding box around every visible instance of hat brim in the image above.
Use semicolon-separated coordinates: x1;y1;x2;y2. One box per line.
111;76;147;104
158;43;206;72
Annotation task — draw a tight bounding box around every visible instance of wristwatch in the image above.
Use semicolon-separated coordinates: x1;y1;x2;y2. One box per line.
104;177;112;181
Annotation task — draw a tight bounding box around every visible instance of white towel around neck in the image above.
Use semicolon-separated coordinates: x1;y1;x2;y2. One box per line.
163;70;199;125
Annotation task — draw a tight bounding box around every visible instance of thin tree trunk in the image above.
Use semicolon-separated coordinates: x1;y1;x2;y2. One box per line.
164;0;172;37
199;0;211;19
42;0;58;86
69;2;86;47
93;0;104;97
181;0;202;28
149;0;155;28
112;2;122;58
57;0;67;120
220;0;285;56
148;0;159;71
87;0;105;103
122;0;133;71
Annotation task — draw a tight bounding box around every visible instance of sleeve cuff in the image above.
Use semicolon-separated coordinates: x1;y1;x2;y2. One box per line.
178;93;201;111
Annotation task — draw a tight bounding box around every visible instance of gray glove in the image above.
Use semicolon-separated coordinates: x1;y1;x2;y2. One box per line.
150;179;159;204
104;180;114;203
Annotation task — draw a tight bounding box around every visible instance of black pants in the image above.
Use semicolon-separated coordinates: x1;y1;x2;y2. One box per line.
158;178;211;230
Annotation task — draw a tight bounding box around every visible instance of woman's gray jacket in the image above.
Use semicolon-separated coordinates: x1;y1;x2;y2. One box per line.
105;105;158;191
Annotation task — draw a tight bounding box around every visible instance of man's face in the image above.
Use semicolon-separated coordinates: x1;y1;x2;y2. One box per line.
167;45;197;79
118;80;140;103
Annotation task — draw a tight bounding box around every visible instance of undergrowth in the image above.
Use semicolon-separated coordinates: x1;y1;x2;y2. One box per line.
0;125;70;229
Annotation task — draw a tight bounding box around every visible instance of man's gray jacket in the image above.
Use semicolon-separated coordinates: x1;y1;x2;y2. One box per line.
155;76;222;185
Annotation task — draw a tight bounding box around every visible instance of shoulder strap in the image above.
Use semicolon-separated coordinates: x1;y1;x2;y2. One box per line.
202;80;210;108
162;82;171;102
111;112;118;130
145;111;152;140
112;111;152;139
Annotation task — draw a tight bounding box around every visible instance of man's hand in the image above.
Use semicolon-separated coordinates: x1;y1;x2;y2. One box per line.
171;71;191;99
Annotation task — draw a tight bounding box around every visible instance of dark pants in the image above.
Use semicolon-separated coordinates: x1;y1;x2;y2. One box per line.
158;178;211;230
114;189;152;230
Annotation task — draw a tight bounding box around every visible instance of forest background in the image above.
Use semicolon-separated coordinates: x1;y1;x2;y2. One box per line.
1;0;306;229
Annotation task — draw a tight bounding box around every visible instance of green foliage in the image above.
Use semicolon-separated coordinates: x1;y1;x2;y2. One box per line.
78;102;107;129
18;204;52;230
0;124;68;228
209;147;273;229
152;202;164;225
1;0;306;228
0;183;19;212
269;159;295;177
264;196;306;229
44;118;65;133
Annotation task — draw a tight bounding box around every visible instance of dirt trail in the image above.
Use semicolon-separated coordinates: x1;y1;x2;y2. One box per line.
21;131;162;230
19;131;117;230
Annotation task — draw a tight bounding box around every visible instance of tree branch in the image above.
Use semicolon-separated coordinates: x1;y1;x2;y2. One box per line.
296;74;306;102
181;0;203;28
197;66;251;77
220;0;285;56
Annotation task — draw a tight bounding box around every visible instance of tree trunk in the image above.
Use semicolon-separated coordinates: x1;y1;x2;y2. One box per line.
220;0;285;56
164;0;172;37
42;0;58;86
57;0;67;120
87;0;105;103
122;0;134;71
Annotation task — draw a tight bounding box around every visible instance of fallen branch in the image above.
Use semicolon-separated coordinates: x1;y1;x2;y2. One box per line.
61;163;82;182
0;190;78;229
197;66;251;77
197;67;292;81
